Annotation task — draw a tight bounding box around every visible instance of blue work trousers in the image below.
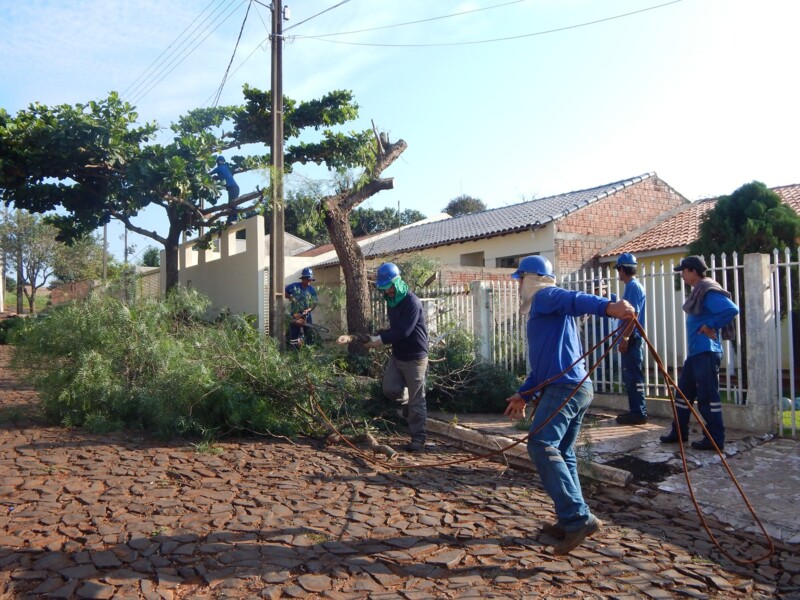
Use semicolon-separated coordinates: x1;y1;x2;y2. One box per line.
621;336;646;417
673;351;725;445
527;382;595;532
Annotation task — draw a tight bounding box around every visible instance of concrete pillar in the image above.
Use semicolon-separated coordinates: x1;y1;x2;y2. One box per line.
742;253;776;431
472;281;491;362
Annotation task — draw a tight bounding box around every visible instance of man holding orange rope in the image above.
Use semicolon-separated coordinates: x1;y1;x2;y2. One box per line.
505;255;635;554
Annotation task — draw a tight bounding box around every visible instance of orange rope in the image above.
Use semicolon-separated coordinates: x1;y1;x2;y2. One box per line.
309;316;775;564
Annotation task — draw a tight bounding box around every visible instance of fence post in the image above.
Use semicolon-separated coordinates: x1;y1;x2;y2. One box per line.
743;253;776;431
472;281;492;362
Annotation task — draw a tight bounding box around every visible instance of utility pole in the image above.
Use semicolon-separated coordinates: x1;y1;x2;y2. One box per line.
269;0;286;342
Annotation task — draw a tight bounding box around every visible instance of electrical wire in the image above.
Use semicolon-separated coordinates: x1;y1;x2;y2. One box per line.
129;0;246;106
204;0;683;99
212;0;254;107
122;0;219;98
296;0;685;48
126;0;240;103
295;0;528;38
283;0;353;33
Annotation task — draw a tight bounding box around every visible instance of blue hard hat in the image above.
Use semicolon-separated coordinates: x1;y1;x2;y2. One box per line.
300;267;315;280
512;255;554;279
216;155;226;164
376;262;401;289
616;252;637;268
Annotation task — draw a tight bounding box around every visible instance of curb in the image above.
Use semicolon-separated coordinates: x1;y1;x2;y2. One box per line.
428;417;633;487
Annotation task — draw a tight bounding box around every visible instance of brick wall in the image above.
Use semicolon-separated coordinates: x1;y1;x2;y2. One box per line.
49;280;98;306
439;266;514;286
555;176;687;273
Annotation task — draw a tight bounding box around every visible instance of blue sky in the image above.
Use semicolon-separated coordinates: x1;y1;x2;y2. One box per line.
2;0;798;262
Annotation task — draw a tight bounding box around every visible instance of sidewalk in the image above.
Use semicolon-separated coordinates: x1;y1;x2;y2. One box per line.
428;407;800;544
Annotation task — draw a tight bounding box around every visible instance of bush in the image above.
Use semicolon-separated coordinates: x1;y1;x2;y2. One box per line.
9;288;374;440
426;328;518;413
0;316;24;345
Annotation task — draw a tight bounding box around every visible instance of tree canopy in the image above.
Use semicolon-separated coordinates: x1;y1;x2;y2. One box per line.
0;89;398;301
0;210;104;313
1;88;407;338
443;194;486;217
689;181;800;257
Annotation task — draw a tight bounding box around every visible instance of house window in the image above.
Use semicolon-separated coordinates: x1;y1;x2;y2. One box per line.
497;254;538;269
460;251;484;267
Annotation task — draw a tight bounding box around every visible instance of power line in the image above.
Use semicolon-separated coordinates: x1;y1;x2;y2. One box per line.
296;0;527;38
296;0;685;47
122;0;219;98
129;0;246;106
212;0;254;107
126;0;239;103
283;0;353;33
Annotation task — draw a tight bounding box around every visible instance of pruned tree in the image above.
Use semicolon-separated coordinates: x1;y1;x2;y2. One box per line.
2;88;406;335
318;134;408;338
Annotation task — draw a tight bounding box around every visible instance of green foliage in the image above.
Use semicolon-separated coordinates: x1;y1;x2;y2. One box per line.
140;246;160;267
689;181;800;319
1;87;384;293
9;288;374;440
0;316;24;344
395;253;441;289
689;181;800;257
427;328;518;413
350;207;426;237
443;195;487;217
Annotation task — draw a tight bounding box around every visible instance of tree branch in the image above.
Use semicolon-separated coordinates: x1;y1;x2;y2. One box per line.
109;210;168;246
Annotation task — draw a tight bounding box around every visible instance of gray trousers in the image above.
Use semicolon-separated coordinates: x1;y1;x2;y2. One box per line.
383;355;428;443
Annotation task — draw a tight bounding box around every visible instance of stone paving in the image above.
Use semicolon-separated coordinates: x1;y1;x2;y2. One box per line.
0;346;796;599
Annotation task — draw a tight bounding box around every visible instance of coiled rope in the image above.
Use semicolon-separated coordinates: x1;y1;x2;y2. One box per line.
309;316;775;564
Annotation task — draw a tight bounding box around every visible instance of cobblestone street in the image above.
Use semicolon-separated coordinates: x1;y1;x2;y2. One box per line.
0;345;796;599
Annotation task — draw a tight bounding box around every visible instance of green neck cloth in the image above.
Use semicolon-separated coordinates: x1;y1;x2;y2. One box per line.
384;276;409;308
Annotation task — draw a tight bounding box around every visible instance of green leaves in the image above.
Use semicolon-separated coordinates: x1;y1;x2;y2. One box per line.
691;181;800;257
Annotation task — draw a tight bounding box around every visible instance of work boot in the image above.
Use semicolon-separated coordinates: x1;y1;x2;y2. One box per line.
691;438;723;451
404;440;425;453
553;515;602;555
660;427;688;444
616;413;647;425
540;522;566;540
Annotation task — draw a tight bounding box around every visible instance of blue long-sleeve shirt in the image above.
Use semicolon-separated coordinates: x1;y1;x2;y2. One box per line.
519;287;611;396
210;163;237;188
686;291;739;357
379;291;428;361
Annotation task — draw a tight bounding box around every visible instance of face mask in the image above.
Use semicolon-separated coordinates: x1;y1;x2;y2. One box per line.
519;274;555;315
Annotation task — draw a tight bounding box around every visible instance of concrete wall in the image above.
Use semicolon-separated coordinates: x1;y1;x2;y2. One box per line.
164;216;267;325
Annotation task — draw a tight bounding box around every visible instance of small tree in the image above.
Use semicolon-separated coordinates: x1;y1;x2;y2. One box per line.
52;233;105;282
443;195;486;217
0;210;58;313
689;181;800;258
141;246;160;268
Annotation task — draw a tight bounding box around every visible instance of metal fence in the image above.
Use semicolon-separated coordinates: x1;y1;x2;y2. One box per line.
370;250;798;434
773;248;799;436
561;254;746;405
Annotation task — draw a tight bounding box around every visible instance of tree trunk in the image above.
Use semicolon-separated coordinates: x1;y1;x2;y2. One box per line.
163;235;181;293
321;138;407;342
325;205;371;337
